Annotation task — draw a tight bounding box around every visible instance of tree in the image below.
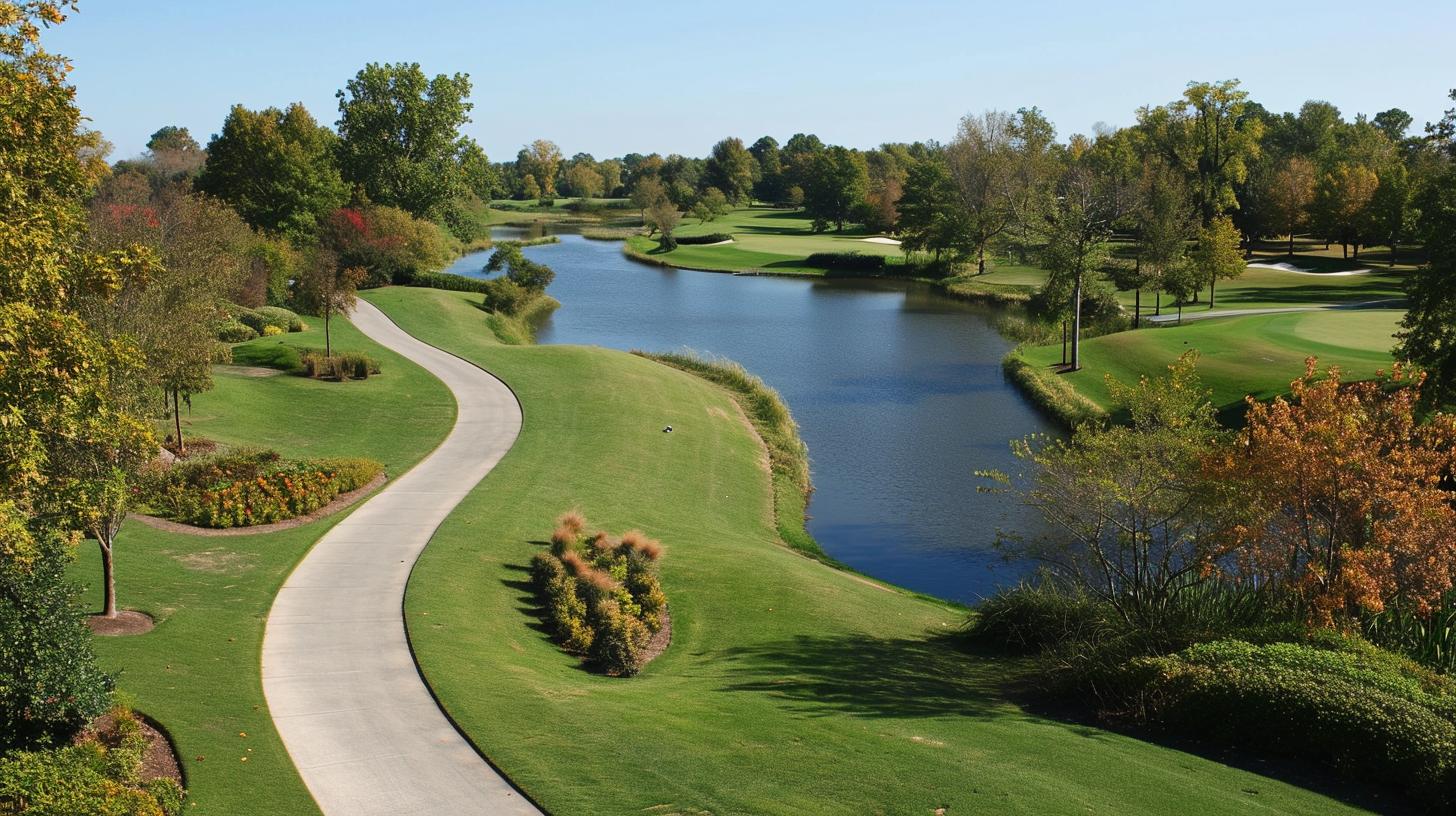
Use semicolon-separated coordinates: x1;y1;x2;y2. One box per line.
1189;215;1244;309
1370;163;1419;266
295;251;365;357
945;111;1017;274
996;353;1233;627
692;187;729;223
144;124;205;179
196;102;348;240
598;159;623;198
897;156;965;265
565;162;604;201
0;0;154;740
630;176;668;220
1211;363;1456;624
521;173;541;202
704;137;756;205
1311;162;1379;258
1372;108;1414;144
748;136;786;204
1041;164;1130;370
1005;107;1061;263
485;243;554;291
802;145;867;232
1265;156;1316;256
1132;160;1195;318
316;205;452;287
644;200;682;248
517;139;563;200
335;62;474;218
1140;80;1263;222
1395;165;1456;406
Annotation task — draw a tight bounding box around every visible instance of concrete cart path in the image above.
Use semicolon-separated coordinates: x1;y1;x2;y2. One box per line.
261;299;539;816
1144;298;1404;325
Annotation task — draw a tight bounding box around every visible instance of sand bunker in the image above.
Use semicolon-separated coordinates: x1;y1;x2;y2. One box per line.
860;236;902;245
1247;262;1370;276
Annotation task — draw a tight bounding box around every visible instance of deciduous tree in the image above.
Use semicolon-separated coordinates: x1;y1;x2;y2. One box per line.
1189;215;1245;309
1266;156;1316;256
704;137;756;205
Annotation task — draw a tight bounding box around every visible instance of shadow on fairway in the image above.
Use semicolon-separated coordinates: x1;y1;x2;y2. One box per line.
715;631;1016;719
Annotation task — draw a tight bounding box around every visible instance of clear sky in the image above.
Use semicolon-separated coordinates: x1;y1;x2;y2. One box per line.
50;0;1456;162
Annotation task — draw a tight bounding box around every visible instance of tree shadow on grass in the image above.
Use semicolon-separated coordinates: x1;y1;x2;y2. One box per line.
501;559;553;639
716;630;1019;720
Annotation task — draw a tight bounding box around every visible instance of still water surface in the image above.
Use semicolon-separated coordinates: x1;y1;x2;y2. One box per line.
448;229;1058;602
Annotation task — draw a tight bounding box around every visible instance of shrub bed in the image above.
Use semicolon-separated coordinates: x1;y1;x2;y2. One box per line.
254;305;306;333
215;319;257;343
529;511;668;676
673;233;733;245
804;251;888;271
299;350;381;381
407;271;492;294
0;707;184;815
143;447;382;529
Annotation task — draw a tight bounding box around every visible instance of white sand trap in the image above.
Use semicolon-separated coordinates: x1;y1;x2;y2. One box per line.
860;236;902;245
701;239;734;246
1247;261;1370;276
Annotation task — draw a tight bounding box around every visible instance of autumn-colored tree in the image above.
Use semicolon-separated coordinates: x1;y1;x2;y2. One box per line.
1211;362;1456;624
1311;162;1379;258
644;199;682;247
517;140;562;199
1266;156;1316;256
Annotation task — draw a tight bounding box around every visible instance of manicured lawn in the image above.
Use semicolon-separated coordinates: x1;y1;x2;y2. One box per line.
629;206;904;275
365;285;1375;815
1018;309;1402;417
70;314;455;815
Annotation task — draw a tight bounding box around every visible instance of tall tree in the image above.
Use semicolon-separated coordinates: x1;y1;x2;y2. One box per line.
295;249;364;358
1370;163;1419;266
1395;163;1456;406
0;0;154;740
802;145;867;232
144;124;206;179
335;62;475;218
1140;80;1263;222
565;162;604;201
517;139;563;200
945;111;1017;275
1042;164;1131;369
1265;156;1317;256
1132;160;1196;318
748;136;786;204
1311;162;1379;258
196;102;348;240
1188;214;1245;309
704;137;757;205
896;156;966;265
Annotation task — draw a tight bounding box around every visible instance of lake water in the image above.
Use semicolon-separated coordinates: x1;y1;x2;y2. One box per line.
449;228;1058;603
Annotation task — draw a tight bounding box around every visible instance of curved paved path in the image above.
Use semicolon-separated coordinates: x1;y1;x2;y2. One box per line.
262;299;539;815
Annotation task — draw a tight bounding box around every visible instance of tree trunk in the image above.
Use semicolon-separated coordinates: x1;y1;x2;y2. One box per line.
977;244;986;276
1209;278;1216;310
1155;288;1162;315
1288;231;1295;257
1070;272;1084;371
1390;240;1397;267
1341;242;1348;259
172;388;184;456
1134;288;1141;329
1177;301;1183;324
1352;243;1360;261
324;309;332;358
99;537;116;618
1060;320;1067;366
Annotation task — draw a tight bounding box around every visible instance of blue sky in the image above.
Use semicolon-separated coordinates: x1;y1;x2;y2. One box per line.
51;1;1456;162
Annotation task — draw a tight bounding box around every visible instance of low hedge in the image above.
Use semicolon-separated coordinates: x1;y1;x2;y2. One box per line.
254;305;306;332
216;319;257;343
406;271;492;294
0;707;184;815
673;233;733;245
1124;639;1456;808
530;512;667;676
805;251;887;271
144;447;382;528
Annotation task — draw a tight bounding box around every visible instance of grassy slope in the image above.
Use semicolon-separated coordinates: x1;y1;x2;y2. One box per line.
70;316;455;815
365;285;1370;815
1018;309;1402;416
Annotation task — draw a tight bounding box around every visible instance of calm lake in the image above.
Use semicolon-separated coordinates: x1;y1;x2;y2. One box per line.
447;228;1058;603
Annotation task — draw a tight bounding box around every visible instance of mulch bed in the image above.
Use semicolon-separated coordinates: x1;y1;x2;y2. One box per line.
640;606;672;668
129;472;387;537
86;610;155;636
76;710;184;789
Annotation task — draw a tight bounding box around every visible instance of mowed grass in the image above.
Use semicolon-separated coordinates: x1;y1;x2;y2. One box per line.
1018;309;1402;417
628;206;904;275
69;313;456;815
365;285;1374;815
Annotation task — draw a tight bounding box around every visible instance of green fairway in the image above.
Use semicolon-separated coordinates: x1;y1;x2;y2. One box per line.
627;206;904;275
364;285;1375;815
1017;309;1402;417
71;315;456;815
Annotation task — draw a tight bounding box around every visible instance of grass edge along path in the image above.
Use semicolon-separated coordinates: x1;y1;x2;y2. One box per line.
71;312;456;815
365;284;1377;816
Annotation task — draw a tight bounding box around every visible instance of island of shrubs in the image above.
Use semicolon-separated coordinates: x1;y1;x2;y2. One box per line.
143;447;382;528
530;512;668;676
216;303;307;342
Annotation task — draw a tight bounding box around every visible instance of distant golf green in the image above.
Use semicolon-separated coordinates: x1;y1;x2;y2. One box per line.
627;206;904;275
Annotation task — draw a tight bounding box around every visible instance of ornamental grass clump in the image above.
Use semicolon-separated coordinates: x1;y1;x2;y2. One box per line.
531;511;667;676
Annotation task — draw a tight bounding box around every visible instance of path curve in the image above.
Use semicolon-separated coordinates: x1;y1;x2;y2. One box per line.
1144;298;1404;324
261;299;539;815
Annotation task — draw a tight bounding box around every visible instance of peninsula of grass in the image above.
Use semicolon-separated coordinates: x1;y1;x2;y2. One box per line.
1014;309;1402;423
68;315;455;815
364;284;1379;815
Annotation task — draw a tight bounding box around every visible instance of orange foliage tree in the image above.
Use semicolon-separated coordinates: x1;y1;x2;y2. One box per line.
1211;360;1456;624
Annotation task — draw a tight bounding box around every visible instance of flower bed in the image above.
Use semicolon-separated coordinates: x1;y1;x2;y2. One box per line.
143;448;382;529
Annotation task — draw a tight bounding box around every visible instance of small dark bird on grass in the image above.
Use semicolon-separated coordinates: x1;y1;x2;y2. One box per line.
663;425;673;433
